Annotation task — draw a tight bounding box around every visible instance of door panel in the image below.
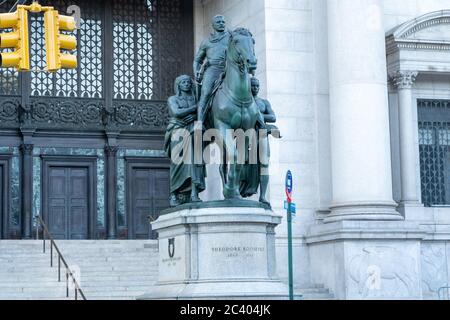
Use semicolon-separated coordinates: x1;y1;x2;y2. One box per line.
130;167;169;239
153;169;170;229
49;168;68;239
50;176;66;196
0;166;3;239
47;167;89;239
132;169;152;239
69;168;89;239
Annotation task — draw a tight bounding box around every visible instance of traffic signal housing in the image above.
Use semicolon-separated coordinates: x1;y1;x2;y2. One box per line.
44;9;77;71
0;7;30;70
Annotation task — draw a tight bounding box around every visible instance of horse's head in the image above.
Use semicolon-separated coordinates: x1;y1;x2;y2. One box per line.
228;28;258;74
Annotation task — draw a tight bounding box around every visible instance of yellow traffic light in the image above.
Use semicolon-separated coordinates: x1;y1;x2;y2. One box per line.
44;9;77;71
0;7;30;70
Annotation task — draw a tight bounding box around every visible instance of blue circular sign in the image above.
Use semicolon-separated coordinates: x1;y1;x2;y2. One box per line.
285;170;293;194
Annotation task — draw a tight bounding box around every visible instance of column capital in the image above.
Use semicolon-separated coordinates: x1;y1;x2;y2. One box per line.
19;144;34;155
104;145;119;157
389;71;418;89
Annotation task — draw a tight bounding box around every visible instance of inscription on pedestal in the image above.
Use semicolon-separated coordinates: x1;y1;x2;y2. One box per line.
199;235;269;278
162;256;182;266
159;236;186;282
162;238;183;267
211;246;265;259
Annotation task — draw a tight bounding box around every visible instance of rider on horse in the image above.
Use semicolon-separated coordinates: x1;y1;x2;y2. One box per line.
193;15;231;124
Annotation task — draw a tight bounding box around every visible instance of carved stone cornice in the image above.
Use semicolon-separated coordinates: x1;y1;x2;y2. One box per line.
0;97;169;132
389;71;418;90
386;10;450;54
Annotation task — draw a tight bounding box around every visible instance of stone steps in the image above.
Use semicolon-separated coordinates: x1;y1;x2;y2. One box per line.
0;240;335;300
0;276;157;283
0;285;153;294
0;240;159;300
0;279;155;287
295;285;336;300
0;256;157;263
1;258;157;264
0;266;157;273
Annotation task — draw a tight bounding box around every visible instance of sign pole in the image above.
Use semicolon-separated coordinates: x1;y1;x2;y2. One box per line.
285;170;294;300
287;197;294;300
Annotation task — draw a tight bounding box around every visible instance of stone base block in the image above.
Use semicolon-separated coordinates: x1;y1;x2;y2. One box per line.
139;280;294;300
325;202;403;223
307;220;426;299
139;200;295;300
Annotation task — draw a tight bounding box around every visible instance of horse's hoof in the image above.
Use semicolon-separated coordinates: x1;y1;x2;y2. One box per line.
224;195;242;200
223;186;241;199
259;198;271;208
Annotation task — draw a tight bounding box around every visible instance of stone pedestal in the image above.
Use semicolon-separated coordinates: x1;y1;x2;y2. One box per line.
139;201;295;300
307;221;426;299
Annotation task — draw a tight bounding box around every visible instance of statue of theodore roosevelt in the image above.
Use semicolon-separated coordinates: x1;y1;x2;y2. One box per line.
193;15;231;122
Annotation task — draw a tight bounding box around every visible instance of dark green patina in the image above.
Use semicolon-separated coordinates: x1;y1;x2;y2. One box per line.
166;15;280;208
164;75;206;207
161;199;271;215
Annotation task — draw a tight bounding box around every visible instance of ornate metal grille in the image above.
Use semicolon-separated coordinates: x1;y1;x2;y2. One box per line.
111;0;189;100
156;0;185;99
418;100;450;206
30;0;102;98
112;0;155;100
80;10;103;98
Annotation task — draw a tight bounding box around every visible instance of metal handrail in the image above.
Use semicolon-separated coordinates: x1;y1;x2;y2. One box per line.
35;215;87;301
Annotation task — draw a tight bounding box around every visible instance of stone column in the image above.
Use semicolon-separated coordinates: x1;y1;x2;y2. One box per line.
105;145;118;239
390;71;420;205
20;144;33;239
325;0;401;222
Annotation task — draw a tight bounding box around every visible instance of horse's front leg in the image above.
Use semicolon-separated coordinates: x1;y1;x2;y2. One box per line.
218;122;241;199
219;150;227;190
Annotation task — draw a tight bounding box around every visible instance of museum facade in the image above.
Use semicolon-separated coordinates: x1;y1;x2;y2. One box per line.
2;0;450;299
0;0;194;240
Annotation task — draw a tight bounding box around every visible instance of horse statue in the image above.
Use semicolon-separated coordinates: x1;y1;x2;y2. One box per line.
203;28;262;200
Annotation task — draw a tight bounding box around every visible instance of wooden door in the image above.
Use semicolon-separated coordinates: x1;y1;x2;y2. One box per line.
48;167;89;239
0;166;3;239
130;168;169;239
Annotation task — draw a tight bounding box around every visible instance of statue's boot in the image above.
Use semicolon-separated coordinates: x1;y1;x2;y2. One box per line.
190;187;202;203
191;195;202;203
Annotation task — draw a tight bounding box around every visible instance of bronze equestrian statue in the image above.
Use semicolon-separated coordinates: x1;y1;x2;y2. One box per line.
205;28;260;200
166;16;279;207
